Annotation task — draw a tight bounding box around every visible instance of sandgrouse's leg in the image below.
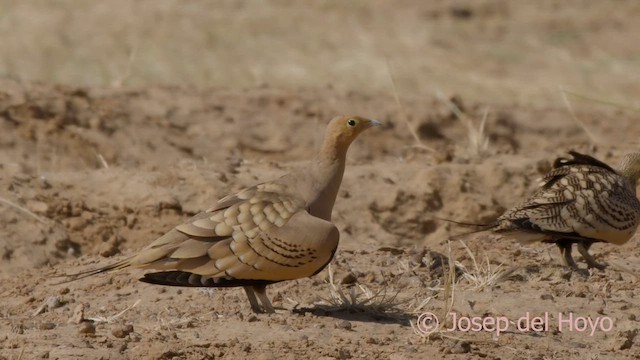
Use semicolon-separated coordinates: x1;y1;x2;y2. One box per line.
253;284;275;314
577;241;607;270
557;241;578;269
243;286;262;313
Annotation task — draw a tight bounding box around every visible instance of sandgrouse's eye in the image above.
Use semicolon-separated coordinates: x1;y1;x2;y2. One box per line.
347;119;357;127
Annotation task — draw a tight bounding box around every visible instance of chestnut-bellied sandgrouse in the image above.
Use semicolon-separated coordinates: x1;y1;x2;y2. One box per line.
63;115;381;313
488;151;640;270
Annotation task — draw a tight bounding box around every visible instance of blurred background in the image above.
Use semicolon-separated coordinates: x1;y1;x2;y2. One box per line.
2;2;640;359
1;0;639;106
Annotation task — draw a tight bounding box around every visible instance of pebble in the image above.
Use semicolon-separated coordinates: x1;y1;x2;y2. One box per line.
337;320;352;331
78;322;96;334
255;352;277;360
449;341;471;354
39;322;56;330
111;324;134;338
68;304;85;324
340;272;357;285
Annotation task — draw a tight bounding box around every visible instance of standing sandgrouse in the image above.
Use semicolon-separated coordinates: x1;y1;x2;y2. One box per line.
488;151;640;270
64;115;380;313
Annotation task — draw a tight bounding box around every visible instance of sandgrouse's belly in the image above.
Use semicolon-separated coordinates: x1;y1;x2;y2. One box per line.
574;223;638;245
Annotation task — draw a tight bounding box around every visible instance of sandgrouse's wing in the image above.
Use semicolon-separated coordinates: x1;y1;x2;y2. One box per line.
65;180;339;288
128;181;339;287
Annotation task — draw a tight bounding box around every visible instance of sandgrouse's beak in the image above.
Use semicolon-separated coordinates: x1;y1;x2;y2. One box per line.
368;119;382;127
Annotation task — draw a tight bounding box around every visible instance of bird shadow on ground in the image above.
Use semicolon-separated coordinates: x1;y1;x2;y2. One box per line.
291;306;413;326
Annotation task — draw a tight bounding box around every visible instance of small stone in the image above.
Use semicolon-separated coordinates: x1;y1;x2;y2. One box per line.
340;272;357;285
78;322;96;334
449;341;471;354
32;295;64;316
68;304;85;324
99;239;120;257
129;332;142;342
540;294;554;301
39;176;52;189
388;355;408;360
338;349;351;359
81;211;94;220
363;272;377;284
609;337;633;351
66;217;87;231
255;352;277;360
111;324;134;338
27;200;49;213
39;322;56;330
247;314;259;323
47;296;63;309
126;214;137;228
336;320;352;331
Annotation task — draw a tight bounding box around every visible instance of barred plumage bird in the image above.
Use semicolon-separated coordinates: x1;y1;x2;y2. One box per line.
485;151;640;269
62;115;380;313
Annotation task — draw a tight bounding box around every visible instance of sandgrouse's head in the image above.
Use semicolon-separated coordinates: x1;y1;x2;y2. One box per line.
324;115;381;151
618;152;640;185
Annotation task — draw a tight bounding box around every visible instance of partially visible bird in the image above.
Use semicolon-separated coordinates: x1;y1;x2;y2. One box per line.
460;151;640;270
61;115;381;313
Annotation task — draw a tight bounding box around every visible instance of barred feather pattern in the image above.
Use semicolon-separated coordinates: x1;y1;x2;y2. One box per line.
495;152;640;245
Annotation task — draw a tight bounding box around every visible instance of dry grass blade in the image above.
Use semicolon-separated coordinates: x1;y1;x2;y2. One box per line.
558;86;602;145
87;299;141;324
386;59;436;153
468;107;490;156
0;197;49;224
96;153;110;169
318;264;408;314
560;88;640;112
111;43;139;88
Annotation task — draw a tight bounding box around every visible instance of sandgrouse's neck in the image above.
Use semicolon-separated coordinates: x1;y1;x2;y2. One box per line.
307;134;351;220
617;153;640;188
318;132;350;166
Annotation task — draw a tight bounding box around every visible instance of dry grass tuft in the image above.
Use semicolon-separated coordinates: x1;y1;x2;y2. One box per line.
317;264;409;314
435;91;491;158
458;241;513;290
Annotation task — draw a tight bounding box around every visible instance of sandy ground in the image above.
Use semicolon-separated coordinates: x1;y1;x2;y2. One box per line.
2;1;640;359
